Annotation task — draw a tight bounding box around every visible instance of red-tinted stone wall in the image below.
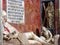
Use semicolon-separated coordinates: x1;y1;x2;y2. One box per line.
3;0;41;34
2;0;6;11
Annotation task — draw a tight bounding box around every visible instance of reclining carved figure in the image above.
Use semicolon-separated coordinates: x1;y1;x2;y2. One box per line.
18;26;52;45
2;10;53;45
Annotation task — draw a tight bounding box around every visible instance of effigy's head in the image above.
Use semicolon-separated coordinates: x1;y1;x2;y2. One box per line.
2;10;7;23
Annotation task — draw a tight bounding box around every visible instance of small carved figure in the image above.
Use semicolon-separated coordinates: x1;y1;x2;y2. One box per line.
43;1;54;28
